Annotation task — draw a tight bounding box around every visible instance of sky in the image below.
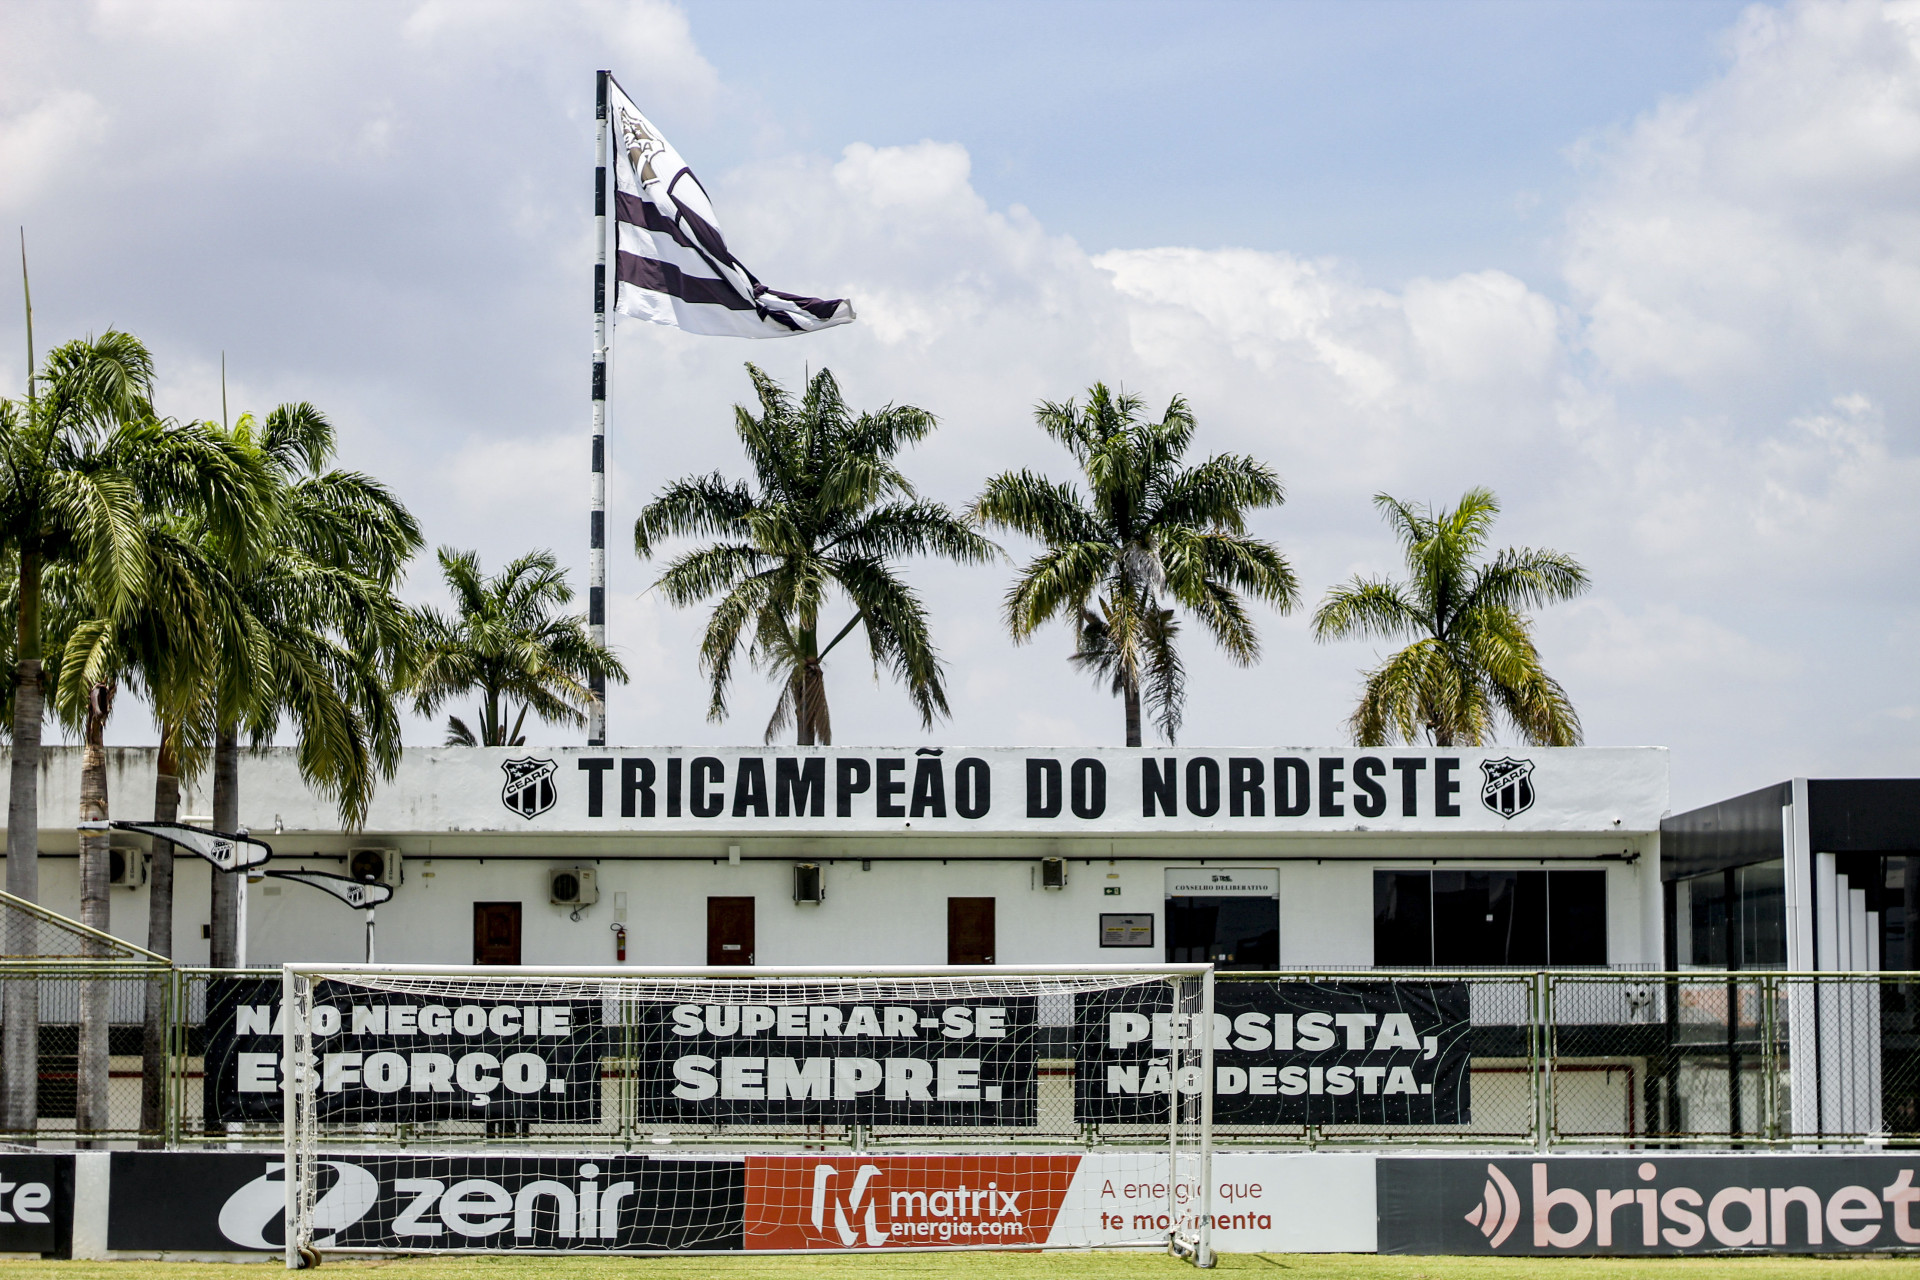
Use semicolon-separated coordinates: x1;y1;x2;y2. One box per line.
2;0;1918;812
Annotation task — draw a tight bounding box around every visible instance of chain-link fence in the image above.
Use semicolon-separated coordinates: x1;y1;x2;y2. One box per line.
0;893;173;1145
6;963;1920;1149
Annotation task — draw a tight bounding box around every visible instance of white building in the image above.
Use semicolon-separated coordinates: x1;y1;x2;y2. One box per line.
10;744;1668;970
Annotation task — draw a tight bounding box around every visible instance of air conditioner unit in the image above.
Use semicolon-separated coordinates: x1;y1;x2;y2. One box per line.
348;847;401;887
793;863;824;904
550;866;599;907
109;845;147;889
1040;857;1067;890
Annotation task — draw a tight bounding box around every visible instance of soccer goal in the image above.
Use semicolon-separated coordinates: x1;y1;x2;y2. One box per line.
280;963;1215;1266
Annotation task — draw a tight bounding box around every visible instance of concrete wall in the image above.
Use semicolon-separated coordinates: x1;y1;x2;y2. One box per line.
231;852;1657;968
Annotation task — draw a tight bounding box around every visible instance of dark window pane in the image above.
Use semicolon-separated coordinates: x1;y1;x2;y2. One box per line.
1505;871;1550;965
1735;862;1785;968
1432;871;1490;965
1884;858;1919;1039
1166;898;1218;965
1166;896;1278;970
1687;872;1728;966
1548;870;1608;965
1886;857;1916;975
1373;872;1432;966
1216;898;1278;969
1432;871;1547;965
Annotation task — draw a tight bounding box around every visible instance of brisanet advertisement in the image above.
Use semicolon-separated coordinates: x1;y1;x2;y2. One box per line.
1379;1156;1920;1255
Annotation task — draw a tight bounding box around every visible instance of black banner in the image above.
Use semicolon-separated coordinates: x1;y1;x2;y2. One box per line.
0;1155;67;1255
1379;1155;1920;1254
1078;980;1471;1126
107;1151;743;1253
635;996;1039;1126
202;977;604;1124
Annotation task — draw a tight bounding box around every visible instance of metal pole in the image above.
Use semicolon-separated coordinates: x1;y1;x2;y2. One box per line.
365;905;376;965
282;966;310;1269
1166;976;1180;1247
588;70;610;747
1197;966;1215;1268
1535;972;1551;1152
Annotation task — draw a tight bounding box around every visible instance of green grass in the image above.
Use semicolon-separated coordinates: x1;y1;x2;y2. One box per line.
3;1256;1916;1280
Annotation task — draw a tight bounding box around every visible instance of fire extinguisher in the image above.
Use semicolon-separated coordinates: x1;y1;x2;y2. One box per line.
611;922;627;962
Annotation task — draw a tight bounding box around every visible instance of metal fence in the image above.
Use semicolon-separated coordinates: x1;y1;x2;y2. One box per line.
3;965;1920;1149
0;894;173;1146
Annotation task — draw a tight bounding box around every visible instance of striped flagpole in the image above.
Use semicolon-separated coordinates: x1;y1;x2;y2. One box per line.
588;69;610;747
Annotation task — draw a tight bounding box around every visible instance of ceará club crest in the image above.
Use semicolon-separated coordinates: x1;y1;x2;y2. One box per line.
501;757;559;820
1479;757;1535;819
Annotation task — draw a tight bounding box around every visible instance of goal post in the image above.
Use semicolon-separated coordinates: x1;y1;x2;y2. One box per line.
280;963;1214;1266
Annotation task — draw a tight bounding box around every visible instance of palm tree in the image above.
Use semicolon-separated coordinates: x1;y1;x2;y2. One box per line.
47;510;257;1144
975;383;1298;746
634;365;994;744
1312;488;1589;747
411;548;627;746
0;331;261;1135
194;404;422;974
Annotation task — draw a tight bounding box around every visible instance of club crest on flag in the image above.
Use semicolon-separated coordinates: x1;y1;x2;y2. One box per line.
1479;758;1536;820
614;103;667;184
501;757;559;821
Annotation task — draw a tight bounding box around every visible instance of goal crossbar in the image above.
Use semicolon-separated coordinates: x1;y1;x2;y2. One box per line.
283;962;1213;979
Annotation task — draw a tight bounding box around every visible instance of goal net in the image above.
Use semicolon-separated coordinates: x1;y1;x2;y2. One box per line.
280;964;1214;1265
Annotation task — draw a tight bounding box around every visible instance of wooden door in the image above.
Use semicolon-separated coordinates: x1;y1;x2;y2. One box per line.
947;897;995;964
472;902;522;965
707;896;755;966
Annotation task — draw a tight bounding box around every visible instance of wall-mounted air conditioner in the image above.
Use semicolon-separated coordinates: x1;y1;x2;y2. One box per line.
550;866;599;907
349;847;401;887
109;845;147;889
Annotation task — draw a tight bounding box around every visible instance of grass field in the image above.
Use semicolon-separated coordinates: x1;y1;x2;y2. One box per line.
1;1256;1916;1280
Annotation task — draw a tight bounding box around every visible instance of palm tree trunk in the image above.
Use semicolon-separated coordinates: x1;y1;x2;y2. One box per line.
3;548;44;1138
75;684;114;1146
791;672;813;747
1123;674;1143;749
208;727;240;969
800;662;829;747
797;623;822;747
138;725;180;1145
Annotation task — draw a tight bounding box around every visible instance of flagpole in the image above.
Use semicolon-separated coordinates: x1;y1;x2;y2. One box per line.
589;69;610;747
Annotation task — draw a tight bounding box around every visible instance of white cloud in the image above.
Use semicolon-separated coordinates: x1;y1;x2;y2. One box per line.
0;90;107;213
1566;0;1920;388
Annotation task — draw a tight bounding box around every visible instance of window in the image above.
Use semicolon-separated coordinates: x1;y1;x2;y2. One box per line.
1680;861;1785;968
1373;873;1431;967
1373;869;1607;966
1166;896;1278;970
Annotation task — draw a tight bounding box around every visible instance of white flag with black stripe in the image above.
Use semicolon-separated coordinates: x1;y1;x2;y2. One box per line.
607;80;854;338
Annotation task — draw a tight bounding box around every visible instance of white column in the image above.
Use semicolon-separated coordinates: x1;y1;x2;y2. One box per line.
1867;906;1885;1139
1784;793;1820;1141
1848;886;1872;1138
1816;850;1844;1138
1784;788;1814;970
